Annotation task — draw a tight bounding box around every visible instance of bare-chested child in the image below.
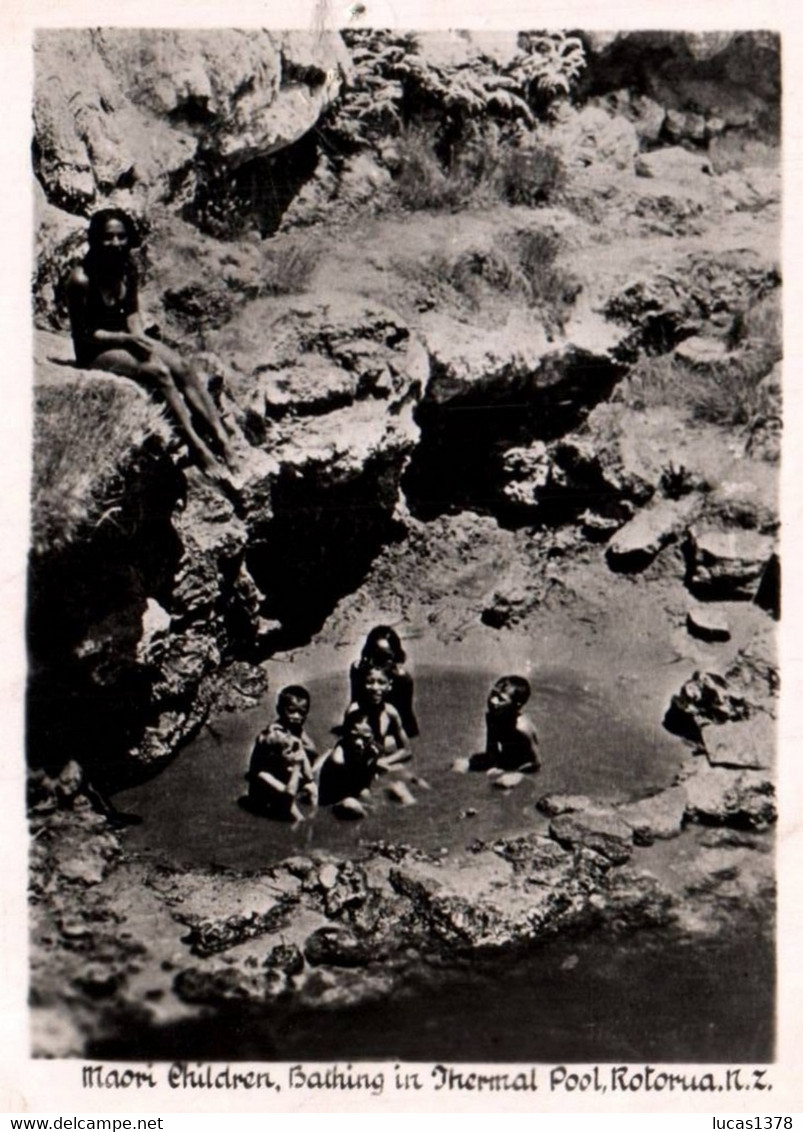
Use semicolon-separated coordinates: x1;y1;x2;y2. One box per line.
247;686;318;821
346;664;411;765
453;675;541;776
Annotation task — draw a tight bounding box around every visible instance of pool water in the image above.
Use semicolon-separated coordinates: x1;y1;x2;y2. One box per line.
107;664;773;1065
114;664;687;870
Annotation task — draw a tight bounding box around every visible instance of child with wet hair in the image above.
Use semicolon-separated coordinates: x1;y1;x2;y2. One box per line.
350;625;419;738
454;675;541;777
247;685;318;821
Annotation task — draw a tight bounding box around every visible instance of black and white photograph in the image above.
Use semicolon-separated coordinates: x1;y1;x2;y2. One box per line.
18;11;790;1092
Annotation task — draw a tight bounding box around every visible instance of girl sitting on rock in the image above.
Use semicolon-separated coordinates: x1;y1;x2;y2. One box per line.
67;208;236;478
349;625;419;738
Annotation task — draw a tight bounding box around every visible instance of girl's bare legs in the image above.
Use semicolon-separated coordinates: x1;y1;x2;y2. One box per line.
90;350;223;476
150;344;236;467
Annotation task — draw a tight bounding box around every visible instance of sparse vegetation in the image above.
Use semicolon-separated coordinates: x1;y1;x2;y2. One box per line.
327;29;580;218
618;349;776;429
660;461;696;499
258;239;320;297
395;226;579;336
32;382;172;556
392;121;567;214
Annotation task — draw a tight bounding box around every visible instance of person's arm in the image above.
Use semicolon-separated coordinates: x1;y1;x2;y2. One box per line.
393;668;419;737
299;752;318;803
377;706;411;767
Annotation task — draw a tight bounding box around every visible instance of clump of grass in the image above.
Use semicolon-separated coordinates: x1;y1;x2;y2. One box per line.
393;126;474;212
396;227;579;335
689;366;767;428
617;351;771;428
392;123;567;213
258;239;320;296
32;380;171;557
493;142;567;206
513;229;580;326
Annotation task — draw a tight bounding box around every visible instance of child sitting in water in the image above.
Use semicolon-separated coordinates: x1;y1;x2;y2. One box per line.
454;675;541;776
318;711;384;811
346;664;411;765
247;685;318;822
350;625;419;738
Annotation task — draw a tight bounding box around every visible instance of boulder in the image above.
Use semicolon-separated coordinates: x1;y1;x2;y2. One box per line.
303;927;373;968
630;94;666;143
580;510;623;541
635;147;712;180
665;670;746;739
687;605;731;642
673;335;729;371
606;495;697;571
492;772;524;790
616;787;687;845
701;716;774;770
547;105;639;171
686;526;776;599
746;418;781;463
684;765;776;829
536;793;600;817
481;583;531;628
549;811;633;864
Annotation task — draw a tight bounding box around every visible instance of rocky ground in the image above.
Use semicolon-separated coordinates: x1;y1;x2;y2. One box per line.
28;30;780;1058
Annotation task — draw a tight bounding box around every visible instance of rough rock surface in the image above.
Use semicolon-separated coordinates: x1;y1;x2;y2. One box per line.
34;30;348;218
684;766;776;830
616;787;687;845
606;496;698;571
686;526;776;600
701;716;774;771
687;605;731;642
30;292;426;777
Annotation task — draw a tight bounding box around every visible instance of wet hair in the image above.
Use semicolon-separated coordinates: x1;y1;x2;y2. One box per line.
277;685;311;712
493;675;531;708
87;208;141;253
361;625;406;665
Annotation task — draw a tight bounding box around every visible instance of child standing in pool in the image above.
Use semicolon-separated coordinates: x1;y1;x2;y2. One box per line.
350;626;419;738
454;675;541;774
247;685;318;821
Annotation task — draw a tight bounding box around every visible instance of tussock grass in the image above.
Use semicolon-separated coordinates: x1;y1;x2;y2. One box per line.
258;239;320;297
393;124;566;214
618;350;777;429
396;226;579;335
32;379;171;556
